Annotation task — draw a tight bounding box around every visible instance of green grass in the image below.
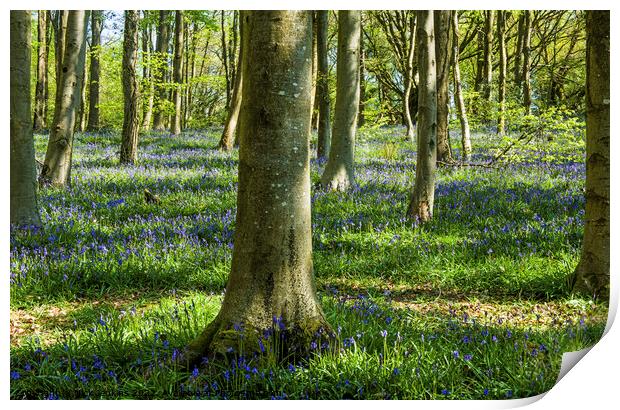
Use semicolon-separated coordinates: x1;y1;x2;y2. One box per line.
10;126;607;399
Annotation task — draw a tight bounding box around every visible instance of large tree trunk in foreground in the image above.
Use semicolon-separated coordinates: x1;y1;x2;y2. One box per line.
316;10;331;159
86;10;102;132
186;11;331;365
522;11;532;114
171;10;184;135
218;11;245;151
153;11;170;131
435;10;453;164
497;11;507;135
11;11;41;227
33;11;48;132
407;10;437;223
40;11;88;187
572;11;610;301
452;11;471;161
120;11;140;164
320;10;361;191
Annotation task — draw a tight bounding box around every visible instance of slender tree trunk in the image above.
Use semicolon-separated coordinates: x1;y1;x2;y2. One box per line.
407;10;437;223
33;11;48;132
86;11;102;131
43;11;52;127
513;13;524;87
572;11;610;300
358;21;366;128
435;10;453;164
186;11;331;365
76;57;88;132
320;11;361;191
220;11;231;109
522;11;532;114
171;10;184;135
120;11;141;164
310;12;319;130
403;15;416;142
141;18;154;130
218;12;245;151
54;11;69;113
452;11;471;161
153;11;170;131
11;10;41;227
497;11;507;135
482;10;495;101
40;11;88;187
316;10;331;159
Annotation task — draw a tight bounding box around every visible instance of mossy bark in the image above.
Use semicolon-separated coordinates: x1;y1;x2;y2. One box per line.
186;11;332;367
572;11;610;301
434;10;453;163
316;10;331;159
120;11;140;164
33;11;48;132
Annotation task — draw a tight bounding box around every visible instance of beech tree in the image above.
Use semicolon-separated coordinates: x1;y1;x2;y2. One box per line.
86;11;103;132
452;11;471;160
434;10;453;164
522;10;532;114
407;10;436;223
33;10;48;132
572;11;609;300
186;11;331;364
320;10;361;191
316;10;331;159
497;10;507;135
153;10;170;131
171;10;184;135
40;10;88;187
11;10;41;227
120;11;140;164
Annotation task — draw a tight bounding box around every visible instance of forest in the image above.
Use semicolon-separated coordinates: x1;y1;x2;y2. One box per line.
9;9;610;400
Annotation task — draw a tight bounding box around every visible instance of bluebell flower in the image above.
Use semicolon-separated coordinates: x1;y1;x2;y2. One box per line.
10;370;20;380
441;389;450;395
380;330;387;337
452;350;459;359
464;354;473;361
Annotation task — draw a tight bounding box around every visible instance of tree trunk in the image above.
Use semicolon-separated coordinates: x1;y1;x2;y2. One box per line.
153;11;170;131
522;11;532;114
316;10;331;160
43;11;52;127
482;10;495;101
497;11;507;135
54;11;69;113
513;12;524;87
120;11;141;164
171;10;184;135
572;11;610;300
40;11;88;187
220;11;231;109
403;15;416;142
185;11;331;365
435;10;453;164
358;21;366;128
320;11;361;191
33;11;48;132
76;56;88;132
310;12;319;131
407;10;437;223
452;11;471;161
11;10;41;227
218;12;245;151
86;10;102;132
141;17;154;130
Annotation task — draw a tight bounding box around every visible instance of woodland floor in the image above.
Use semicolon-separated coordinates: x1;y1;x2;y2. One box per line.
9;126;607;399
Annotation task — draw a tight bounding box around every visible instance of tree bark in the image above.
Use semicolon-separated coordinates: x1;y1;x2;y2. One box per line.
33;11;48;132
153;11;170;131
43;12;52;127
310;12;319;130
358;20;366;128
572;11;609;300
141;16;154;130
186;11;331;365
76;55;88;132
171;10;184;135
316;10;331;159
452;11;471;161
513;12;524;87
120;11;140;164
435;10;453;164
403;14;416;141
522;11;532;114
497;11;507;135
218;12;245;151
482;10;495;101
11;10;42;227
220;11;231;109
320;11;361;191
407;10;437;223
53;11;69;113
40;11;88;187
86;10;102;132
